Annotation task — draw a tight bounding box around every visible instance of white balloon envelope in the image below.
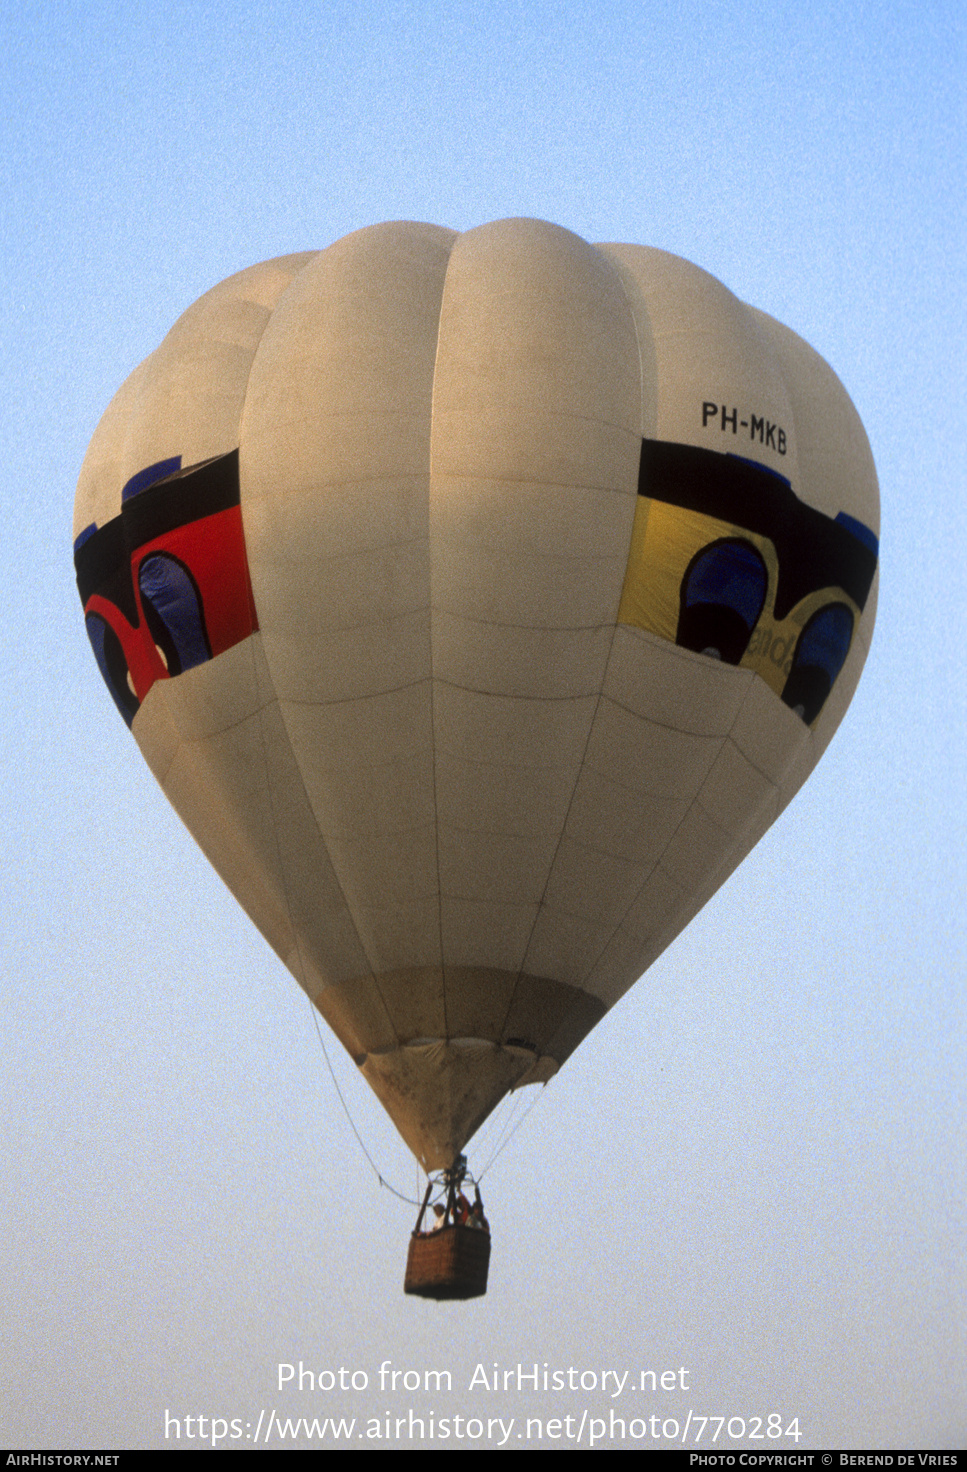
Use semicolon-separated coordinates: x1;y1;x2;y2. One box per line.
74;219;879;1172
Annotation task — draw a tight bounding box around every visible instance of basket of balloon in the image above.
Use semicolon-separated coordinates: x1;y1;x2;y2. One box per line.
404;1226;491;1301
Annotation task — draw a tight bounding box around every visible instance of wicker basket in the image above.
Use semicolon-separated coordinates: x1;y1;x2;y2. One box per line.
404;1226;491;1300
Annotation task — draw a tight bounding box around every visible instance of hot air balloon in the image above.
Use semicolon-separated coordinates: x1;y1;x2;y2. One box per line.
73;219;878;1299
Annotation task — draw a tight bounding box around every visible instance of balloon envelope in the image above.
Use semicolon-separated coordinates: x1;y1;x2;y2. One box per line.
74;220;879;1170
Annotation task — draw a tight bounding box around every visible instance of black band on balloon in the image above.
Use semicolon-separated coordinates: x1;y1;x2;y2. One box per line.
637;439;877;619
74;450;240;603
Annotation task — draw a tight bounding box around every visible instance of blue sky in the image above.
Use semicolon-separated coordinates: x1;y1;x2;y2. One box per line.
2;0;964;1450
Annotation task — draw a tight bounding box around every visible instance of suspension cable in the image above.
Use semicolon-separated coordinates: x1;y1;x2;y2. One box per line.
478;1082;547;1181
308;1001;423;1206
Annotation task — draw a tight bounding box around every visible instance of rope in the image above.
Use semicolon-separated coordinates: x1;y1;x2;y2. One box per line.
472;1088;523;1170
240;633;422;1211
308;1000;423;1206
477;1081;547;1181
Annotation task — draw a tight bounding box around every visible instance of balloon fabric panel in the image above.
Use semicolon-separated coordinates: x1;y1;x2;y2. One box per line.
73;450;258;722
617;439;877;724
